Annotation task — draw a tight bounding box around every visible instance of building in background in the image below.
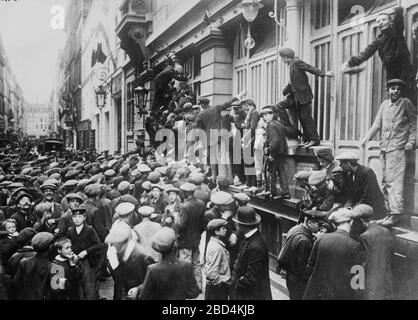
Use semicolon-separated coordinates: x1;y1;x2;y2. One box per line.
24;103;51;139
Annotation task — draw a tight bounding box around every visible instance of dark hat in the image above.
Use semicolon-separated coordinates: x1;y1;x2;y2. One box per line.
316;148;334;163
65;170;80;180
387;78;406;88
217;176;230;189
352;204;374;219
304;209;328;220
40;183;57;192
207;219;228;234
71;207;87;215
194;189;210;204
279;47;295;58
260;107;274;115
46;168;61;176
31;232;54;252
85;184;105;197
66;193;84;203
165;185;180;194
148;172;161;184
15;174;29;183
77;179;94;190
197;96;210;105
233;206;261;226
62;180;79;189
328;208;353;224
15;192;33;203
17;228;37;247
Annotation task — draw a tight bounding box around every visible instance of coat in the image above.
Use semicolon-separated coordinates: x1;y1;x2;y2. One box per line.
283;59;325;105
265;120;289;155
10;210;37;232
138;255;200;300
303;229;364;300
83;200;109;243
348;7;413;83
114;242;155;300
7;246;37;276
66;224;102;268
133;219;162;262
12;253;54;300
230;231;272;300
343;165;386;220
176;197;206;249
242;108;260;151
359;222;393;300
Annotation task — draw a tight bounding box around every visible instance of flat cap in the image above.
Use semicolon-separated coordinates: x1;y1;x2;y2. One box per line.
107;160;118;169
104;169;116;178
137;164;151;173
21;168;33;176
352;204;374;219
260;106;274;116
85;183;105;197
49;162;60;169
65;193;84;203
118;181;133;193
62;180;79;189
105;222;132;245
115;202;135;217
180;182;197;193
77;179;94;190
31;232;55;251
207;219;228;234
304;209;329;220
0;181;12;188
190;172;204;184
43;179;60;187
142;181;152;191
233;193;251;205
71;207;86;215
131;169;141;177
137;206;155;217
9;182;25;189
148;172;161;184
211;191;234;206
328;208;353;224
155;166;168;176
65;170;80;180
120;165;130;176
15;192;33;203
279;47;295;58
166;185;180;194
217;176;230;188
194;189;210;204
387;78;406;88
151;227;176;253
46;168;61;176
294;171;313;180
40;183;57;192
332;166;344;175
197;96;210;105
17;228;37;247
335;151;360;161
308;170;327;186
316;149;334;163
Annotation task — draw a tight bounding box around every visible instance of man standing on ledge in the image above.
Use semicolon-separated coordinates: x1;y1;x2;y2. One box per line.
279;47;334;148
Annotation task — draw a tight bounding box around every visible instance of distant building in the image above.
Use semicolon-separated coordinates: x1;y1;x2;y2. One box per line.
24;104;50;139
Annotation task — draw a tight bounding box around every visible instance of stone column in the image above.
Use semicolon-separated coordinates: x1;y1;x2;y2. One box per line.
198;29;233;106
285;0;302;56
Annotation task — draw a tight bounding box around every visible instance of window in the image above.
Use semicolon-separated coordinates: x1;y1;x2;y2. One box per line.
312;0;331;29
338;0;395;25
126;82;135;130
193;53;201;77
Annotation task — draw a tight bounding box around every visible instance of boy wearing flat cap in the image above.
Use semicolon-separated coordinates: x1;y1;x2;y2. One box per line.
205;219;231;300
361;79;417;227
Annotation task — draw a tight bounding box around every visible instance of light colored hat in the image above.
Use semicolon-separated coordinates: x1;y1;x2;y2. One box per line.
137;164;152;173
351;204;374;219
137;206;155;217
115;202;135;217
180;182;197;193
190;172;204;184
308;170;327;186
105;222;132;244
211;191;234;206
294;171;313;180
62;180;79;189
335;151;360;161
142;181;152;191
151;227;176;253
118;181;133;193
328;208;353;224
233;193;251;205
104;169;116;178
107;160;118;169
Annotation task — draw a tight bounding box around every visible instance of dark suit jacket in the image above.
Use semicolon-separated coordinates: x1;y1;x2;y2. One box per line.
242;108;260;151
304;230;364;300
359;223;393;300
195;98;239;147
67;224;102;267
176;197;206;249
114;242;155;300
343;165;386;220
230;231;272;300
138;256;200;300
10;210;37;232
83;200;108;243
283;59;325;105
266;120;289;155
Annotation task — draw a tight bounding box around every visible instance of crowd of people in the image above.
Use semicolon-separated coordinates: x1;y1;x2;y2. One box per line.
0;6;416;301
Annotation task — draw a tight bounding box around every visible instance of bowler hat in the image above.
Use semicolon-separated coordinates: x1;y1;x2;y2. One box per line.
233;206;261;226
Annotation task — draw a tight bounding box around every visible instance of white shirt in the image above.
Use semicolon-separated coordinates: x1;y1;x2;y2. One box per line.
244;228;258;239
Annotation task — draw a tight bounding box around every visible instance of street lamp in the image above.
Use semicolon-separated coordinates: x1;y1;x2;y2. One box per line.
240;0;263;50
134;85;149;115
95;85;107;110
